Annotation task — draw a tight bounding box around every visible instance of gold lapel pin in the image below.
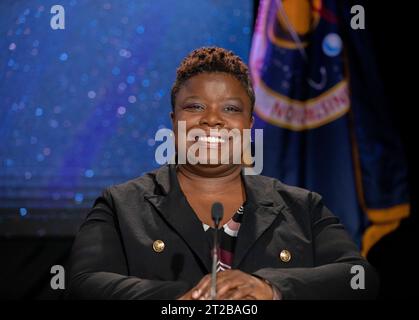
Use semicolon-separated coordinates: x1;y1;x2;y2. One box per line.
279;249;291;262
153;240;165;253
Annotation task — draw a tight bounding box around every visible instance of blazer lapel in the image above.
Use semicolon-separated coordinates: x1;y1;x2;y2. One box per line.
233;174;285;268
144;165;212;273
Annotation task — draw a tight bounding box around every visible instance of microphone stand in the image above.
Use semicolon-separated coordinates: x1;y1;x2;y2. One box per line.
210;219;220;300
210;202;223;300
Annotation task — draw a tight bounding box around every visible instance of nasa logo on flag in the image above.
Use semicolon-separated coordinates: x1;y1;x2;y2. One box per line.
250;0;350;131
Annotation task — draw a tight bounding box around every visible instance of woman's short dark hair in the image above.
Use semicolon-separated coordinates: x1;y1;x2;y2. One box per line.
171;47;255;113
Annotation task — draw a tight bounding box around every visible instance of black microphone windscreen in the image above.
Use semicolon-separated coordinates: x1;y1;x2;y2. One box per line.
211;202;224;225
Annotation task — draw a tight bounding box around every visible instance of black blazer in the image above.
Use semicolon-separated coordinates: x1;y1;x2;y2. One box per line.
68;164;379;299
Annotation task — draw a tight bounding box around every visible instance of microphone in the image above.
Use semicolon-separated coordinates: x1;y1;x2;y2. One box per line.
210;202;224;300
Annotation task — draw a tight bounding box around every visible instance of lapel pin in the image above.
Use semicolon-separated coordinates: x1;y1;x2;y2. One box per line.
279;249;291;262
153;240;165;253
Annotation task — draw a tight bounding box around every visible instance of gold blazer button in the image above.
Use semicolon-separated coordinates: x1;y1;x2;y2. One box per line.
153;240;165;253
279;249;291;262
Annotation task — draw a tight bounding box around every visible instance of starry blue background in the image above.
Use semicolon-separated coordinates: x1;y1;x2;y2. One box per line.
0;0;253;235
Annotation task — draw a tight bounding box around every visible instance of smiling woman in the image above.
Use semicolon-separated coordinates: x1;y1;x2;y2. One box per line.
172;72;252;169
67;47;379;300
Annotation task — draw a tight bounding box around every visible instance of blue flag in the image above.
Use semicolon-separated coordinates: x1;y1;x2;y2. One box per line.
250;0;409;255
